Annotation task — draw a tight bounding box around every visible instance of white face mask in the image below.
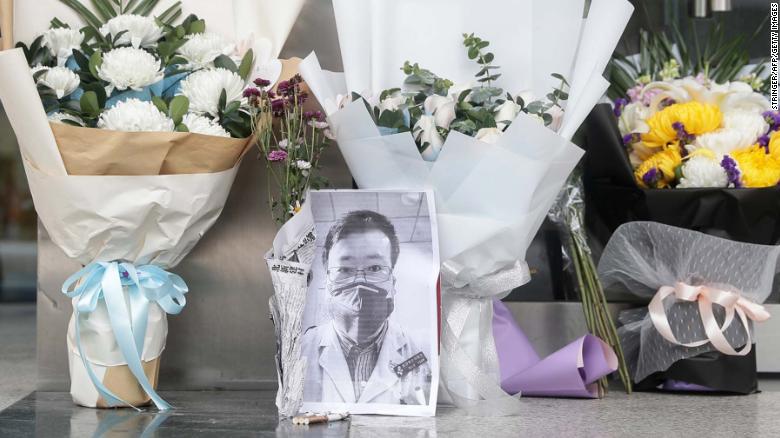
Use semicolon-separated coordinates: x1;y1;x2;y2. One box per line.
327;281;395;344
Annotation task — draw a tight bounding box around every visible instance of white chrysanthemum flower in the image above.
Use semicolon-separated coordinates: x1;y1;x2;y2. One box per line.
48;112;84;126
42;28;84;65
97;47;164;92
295;160;312;170
37;66;80;99
178;68;245;117
177;32;236;69
30;64;50;77
99;14;163;49
678;153;728;188
618;102;651;136
690;109;767;155
97;98;174;132
182;113;230;137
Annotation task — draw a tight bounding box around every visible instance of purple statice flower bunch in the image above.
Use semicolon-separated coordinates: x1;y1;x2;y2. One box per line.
672;122;695;149
720;155;742;188
641;167;661;188
759;110;780;151
613;98;628;117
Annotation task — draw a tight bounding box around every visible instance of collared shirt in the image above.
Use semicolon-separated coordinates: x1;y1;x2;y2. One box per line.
335;322;389;400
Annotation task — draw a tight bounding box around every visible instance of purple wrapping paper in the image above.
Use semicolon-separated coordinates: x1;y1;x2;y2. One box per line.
493;300;618;398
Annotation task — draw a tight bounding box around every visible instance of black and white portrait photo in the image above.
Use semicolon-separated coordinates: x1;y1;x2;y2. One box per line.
300;190;439;416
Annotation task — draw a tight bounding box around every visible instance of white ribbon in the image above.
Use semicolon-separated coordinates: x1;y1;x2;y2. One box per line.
439;260;531;415
648;282;771;356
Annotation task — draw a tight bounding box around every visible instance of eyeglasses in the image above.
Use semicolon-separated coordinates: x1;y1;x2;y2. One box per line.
326;265;392;284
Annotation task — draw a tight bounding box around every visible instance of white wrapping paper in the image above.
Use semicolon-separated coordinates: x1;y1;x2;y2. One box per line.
0;48;244;408
299;0;633;413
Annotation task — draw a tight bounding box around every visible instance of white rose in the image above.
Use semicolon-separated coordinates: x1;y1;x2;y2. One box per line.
678;154;728;188
545;104;565;132
475;127;502;144
494;100;521;130
423;94;456;129
378;91;406;114
618;102;651;136
414;114;444;161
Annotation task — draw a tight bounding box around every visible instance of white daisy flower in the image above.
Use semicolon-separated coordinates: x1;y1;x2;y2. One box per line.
99;14;163;49
278;139;289;149
97;47;164;92
178;68;245;117
97;98;174;132
295;160;312;170
48;112;84;126
41;28;84;65
182;113;231;137
37;66;80;99
176;32;236;69
678;153;728;188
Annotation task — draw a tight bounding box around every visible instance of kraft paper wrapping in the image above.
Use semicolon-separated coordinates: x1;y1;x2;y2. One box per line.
51;123;252;176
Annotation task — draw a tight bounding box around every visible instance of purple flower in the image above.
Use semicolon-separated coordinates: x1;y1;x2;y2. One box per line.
613;98;628;117
763;110;780;130
672;121;695;145
304;110;325;121
642;168;660;188
271;98;286;116
759;133;771;150
721;155;742;188
267;150;288;162
623;133;640;145
243;87;261;98
276;80;291;96
254;78;271;88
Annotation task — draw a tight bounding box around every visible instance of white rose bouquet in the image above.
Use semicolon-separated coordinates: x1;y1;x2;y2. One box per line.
1;0;303;411
300;0;634;414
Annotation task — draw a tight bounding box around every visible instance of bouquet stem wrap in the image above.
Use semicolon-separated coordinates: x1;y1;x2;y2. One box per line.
598;222;780;393
64;262;187;410
266;203;317;417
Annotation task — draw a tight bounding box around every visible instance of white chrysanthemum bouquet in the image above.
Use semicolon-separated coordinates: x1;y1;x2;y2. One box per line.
0;0;303;411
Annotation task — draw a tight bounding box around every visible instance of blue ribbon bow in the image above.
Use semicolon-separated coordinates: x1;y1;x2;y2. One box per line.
62;262;188;411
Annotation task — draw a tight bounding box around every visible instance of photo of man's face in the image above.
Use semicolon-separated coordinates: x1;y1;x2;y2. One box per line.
326;229;396;345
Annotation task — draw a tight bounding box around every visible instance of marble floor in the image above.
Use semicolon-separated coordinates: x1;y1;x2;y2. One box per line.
3;303;780;437
2;388;780;437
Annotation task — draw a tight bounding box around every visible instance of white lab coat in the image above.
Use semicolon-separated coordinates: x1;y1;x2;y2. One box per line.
301;320;430;405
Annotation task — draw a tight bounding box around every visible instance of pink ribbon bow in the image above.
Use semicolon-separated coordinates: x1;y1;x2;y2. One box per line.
648;282;771;356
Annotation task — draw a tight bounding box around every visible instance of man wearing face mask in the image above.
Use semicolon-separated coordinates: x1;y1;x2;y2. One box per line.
301;210;431;405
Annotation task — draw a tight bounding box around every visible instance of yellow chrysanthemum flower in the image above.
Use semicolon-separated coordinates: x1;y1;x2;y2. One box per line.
731;145;780;188
768;130;780;159
635;145;683;188
642;102;723;148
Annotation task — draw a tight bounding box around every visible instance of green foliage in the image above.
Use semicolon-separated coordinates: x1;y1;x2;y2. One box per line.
608;19;767;100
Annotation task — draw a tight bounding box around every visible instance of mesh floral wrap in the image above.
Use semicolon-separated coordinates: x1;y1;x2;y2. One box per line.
597;222;780;383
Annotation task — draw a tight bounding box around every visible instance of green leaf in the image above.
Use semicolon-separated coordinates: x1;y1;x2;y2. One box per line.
156;1;182;23
82;82;107;108
238;49;254;81
175;123;189;132
223;100;241;115
483;52;494;63
59;0;103;29
80;91;100;118
467;47;479;60
218;89;227;112
187;19;206;34
90;0;118;21
151;96;168;113
168;95;189;125
213;54;238;72
88;50;103;79
131;0;162;16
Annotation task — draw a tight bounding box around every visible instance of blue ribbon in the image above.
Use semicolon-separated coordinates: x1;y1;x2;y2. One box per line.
62;262;188;411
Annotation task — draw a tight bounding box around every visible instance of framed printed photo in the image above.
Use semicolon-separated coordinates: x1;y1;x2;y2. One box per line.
299;190;440;416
